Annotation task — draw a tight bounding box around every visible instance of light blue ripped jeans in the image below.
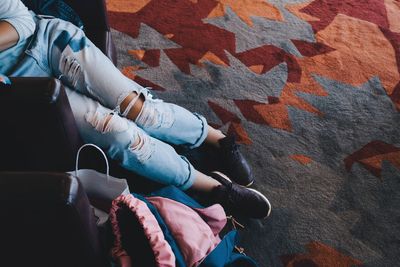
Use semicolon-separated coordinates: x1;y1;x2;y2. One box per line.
8;15;208;190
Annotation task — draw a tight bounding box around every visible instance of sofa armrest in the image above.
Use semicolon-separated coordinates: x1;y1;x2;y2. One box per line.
0;172;108;267
1;77;62;103
0;77;83;171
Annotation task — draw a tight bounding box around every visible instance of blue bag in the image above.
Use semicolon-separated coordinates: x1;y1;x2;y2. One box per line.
110;186;259;267
149;186;259;267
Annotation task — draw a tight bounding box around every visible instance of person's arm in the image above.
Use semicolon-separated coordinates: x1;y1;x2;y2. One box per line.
0;21;19;51
0;0;35;51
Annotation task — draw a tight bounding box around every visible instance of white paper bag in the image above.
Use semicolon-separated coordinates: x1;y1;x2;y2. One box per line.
68;144;130;203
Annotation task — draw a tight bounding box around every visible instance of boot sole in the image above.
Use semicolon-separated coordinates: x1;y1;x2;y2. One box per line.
244;180;254;187
211;171;272;219
247;188;272;219
213;171;254;187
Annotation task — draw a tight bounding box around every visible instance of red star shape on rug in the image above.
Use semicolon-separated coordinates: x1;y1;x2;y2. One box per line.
300;0;390;32
344;141;400;179
208;101;252;144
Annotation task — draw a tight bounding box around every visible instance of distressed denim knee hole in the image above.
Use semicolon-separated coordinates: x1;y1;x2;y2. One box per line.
118;92;142;118
129;132;155;163
85;109;129;133
135;100;175;129
59;55;84;88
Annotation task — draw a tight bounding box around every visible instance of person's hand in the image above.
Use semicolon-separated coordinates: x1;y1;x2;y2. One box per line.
0;21;19;52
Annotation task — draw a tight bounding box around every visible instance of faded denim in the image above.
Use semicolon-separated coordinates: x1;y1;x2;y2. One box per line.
7;15;208;189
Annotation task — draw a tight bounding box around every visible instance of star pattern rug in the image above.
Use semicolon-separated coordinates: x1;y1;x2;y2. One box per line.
106;0;400;266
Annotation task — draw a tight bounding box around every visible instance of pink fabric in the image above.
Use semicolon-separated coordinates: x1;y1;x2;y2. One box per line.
193;206;227;235
147;196;227;267
109;194;176;267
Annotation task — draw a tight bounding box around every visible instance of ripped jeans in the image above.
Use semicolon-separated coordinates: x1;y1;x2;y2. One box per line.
8;16;208;189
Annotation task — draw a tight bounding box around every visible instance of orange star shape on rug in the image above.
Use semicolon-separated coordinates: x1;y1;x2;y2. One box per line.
106;0;151;13
207;0;282;26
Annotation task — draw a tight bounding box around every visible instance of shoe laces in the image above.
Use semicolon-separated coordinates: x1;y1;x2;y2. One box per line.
229;142;240;155
227;215;245;230
226;139;240;153
234;246;247;255
227;214;247;256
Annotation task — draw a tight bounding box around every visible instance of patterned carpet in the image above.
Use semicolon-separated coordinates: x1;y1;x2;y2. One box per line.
106;0;400;266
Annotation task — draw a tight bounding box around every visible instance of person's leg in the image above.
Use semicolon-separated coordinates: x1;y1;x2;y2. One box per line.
41;17;253;186
11;16;235;153
204;126;226;147
65;87;198;190
9;16;268;218
120;93;255;186
67;87;268;218
190;171;221;192
36;17;213;150
113;71;252;186
66;88;233;195
120;95;226;147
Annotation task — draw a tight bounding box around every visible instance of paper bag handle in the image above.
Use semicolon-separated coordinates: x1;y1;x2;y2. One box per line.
75;143;110;178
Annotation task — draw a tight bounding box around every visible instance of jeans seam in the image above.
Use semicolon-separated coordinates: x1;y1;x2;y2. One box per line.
178;157;196;190
188;113;208;149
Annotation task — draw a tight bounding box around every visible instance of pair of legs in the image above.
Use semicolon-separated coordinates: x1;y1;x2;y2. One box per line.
10;15;270;218
11;15;224;192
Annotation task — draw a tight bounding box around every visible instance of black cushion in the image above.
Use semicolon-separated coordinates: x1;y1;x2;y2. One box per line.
0;172;107;267
0;78;82;172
